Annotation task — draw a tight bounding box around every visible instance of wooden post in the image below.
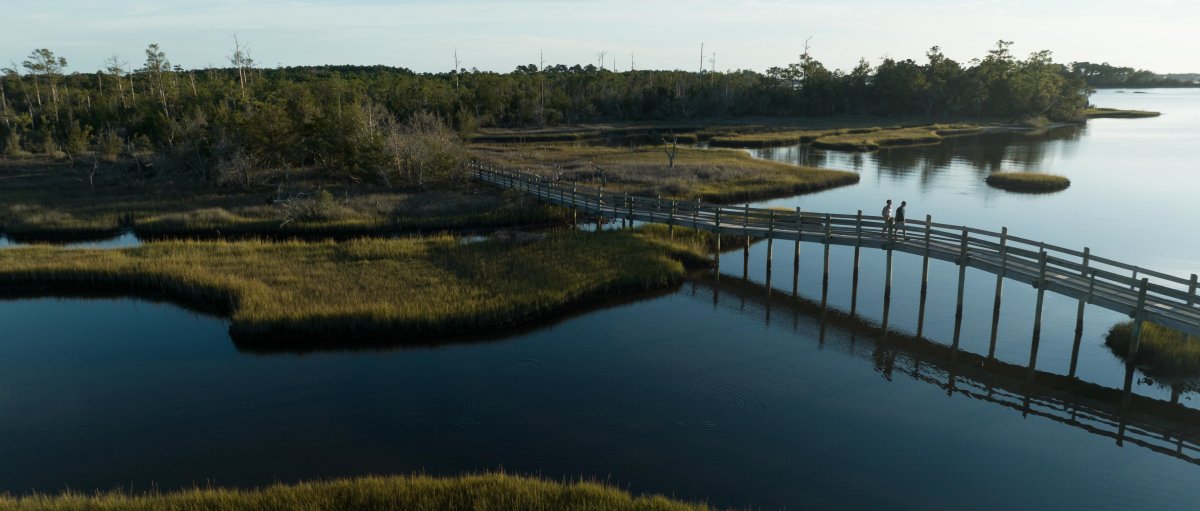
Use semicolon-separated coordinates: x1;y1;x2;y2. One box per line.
1189;274;1198;307
921;215;932;296
884;237;894;302
571;184;578;225
766;211;775;287
713;208;722;268
742;203;749;236
954;229;968;323
1069;308;1084;378
743;234;750;281
1128;278;1150;358
851;210;862;317
1076;247;1090;337
692;198;700;230
595;187;604;233
823;214;832;288
1031;250;1049;357
793;208;801;297
669;200;677;239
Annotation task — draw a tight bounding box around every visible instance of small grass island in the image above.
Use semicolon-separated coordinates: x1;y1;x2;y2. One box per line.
0;473;710;511
984;172;1071;193
1085;107;1162;119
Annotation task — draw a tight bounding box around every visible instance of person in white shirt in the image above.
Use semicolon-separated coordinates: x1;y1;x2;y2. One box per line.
881;199;893;238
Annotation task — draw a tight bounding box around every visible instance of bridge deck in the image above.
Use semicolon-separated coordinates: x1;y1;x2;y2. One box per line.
470;162;1200;337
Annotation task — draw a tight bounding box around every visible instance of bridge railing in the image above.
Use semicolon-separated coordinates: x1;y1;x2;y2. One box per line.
469;161;1200;333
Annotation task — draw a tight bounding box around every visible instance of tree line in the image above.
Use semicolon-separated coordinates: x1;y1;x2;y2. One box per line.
1067;61;1198;88
1;40;1092;187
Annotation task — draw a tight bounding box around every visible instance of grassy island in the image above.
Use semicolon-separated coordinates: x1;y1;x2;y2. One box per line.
0;230;709;342
984;172;1071;192
1105;321;1200;376
1085;107;1162;119
810;125;981;152
0;473;709;511
473;142;859;202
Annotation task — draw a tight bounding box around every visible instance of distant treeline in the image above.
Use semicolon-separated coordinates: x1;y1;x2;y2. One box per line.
0;40;1090;184
1068;61;1199;88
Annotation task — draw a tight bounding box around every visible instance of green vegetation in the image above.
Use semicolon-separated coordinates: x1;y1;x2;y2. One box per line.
810;125;981;151
1069;61;1199;88
984;172;1071;192
0;473;709;511
0;158;563;239
473;142;858;202
1105;321;1200;376
2;40;1090;179
0;230;704;341
1084;107;1162;119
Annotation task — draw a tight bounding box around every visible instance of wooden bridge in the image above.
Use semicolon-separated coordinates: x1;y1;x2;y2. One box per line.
469;162;1200;353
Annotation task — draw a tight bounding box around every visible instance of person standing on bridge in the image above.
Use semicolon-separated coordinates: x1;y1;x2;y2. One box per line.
881;199;893;238
894;200;908;240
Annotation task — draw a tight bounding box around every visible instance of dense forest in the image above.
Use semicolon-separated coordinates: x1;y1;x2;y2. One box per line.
1067;61;1198;88
1;40;1091;186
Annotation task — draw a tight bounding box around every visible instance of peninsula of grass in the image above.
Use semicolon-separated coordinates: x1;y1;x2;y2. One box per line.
0;473;710;511
472;142;858;202
984;172;1071;192
1105;321;1200;376
0;230;709;342
0;158;564;240
1085;107;1162;119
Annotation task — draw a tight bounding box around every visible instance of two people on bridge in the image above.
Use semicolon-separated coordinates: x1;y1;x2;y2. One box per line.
882;199;907;241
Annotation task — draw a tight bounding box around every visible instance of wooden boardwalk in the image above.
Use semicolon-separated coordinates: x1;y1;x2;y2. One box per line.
469;162;1200;346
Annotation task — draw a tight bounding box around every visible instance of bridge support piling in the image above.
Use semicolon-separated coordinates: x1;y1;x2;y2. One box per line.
823;215;832;290
921;215;932;295
793;208;802;297
743;235;750;281
885;243;894;302
765;212;775;286
1128;278;1150;358
955;229;968;323
713;210;722;269
1069;310;1084;378
1029;251;1048;380
852;210;862;316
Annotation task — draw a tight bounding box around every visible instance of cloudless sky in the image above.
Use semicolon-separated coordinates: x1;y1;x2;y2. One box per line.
2;0;1196;75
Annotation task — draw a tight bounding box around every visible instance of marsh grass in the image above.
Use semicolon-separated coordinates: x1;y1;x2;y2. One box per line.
1105;321;1200;376
984;172;1071;192
0;473;710;511
809;126;967;151
0;159;563;240
1085;108;1161;119
472;142;858;202
0;230;696;342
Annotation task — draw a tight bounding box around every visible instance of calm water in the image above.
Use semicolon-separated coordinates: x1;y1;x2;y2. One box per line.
2;89;1199;509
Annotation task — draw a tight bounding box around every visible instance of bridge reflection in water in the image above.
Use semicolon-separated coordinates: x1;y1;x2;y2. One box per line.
693;271;1200;466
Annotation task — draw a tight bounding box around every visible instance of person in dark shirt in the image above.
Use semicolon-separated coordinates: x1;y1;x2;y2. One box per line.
894;200;908;240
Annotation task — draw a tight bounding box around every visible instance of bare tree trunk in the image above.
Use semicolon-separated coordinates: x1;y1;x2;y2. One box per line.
0;81;9;129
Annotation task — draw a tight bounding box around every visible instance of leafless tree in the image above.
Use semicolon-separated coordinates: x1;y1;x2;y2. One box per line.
662;130;678;169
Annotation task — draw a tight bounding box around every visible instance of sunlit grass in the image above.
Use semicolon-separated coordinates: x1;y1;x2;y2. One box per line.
1105;321;1200;376
984;172;1070;192
810;126;955;151
0;159;563;239
0;473;711;511
0;230;698;341
472;142;858;202
1085;107;1161;119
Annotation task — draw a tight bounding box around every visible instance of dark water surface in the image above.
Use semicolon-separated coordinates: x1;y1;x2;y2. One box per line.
2;90;1199;509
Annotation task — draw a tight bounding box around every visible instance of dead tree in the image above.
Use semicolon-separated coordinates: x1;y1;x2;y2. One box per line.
662;131;678;169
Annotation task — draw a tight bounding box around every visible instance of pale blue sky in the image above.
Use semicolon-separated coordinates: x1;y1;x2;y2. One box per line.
3;0;1196;74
